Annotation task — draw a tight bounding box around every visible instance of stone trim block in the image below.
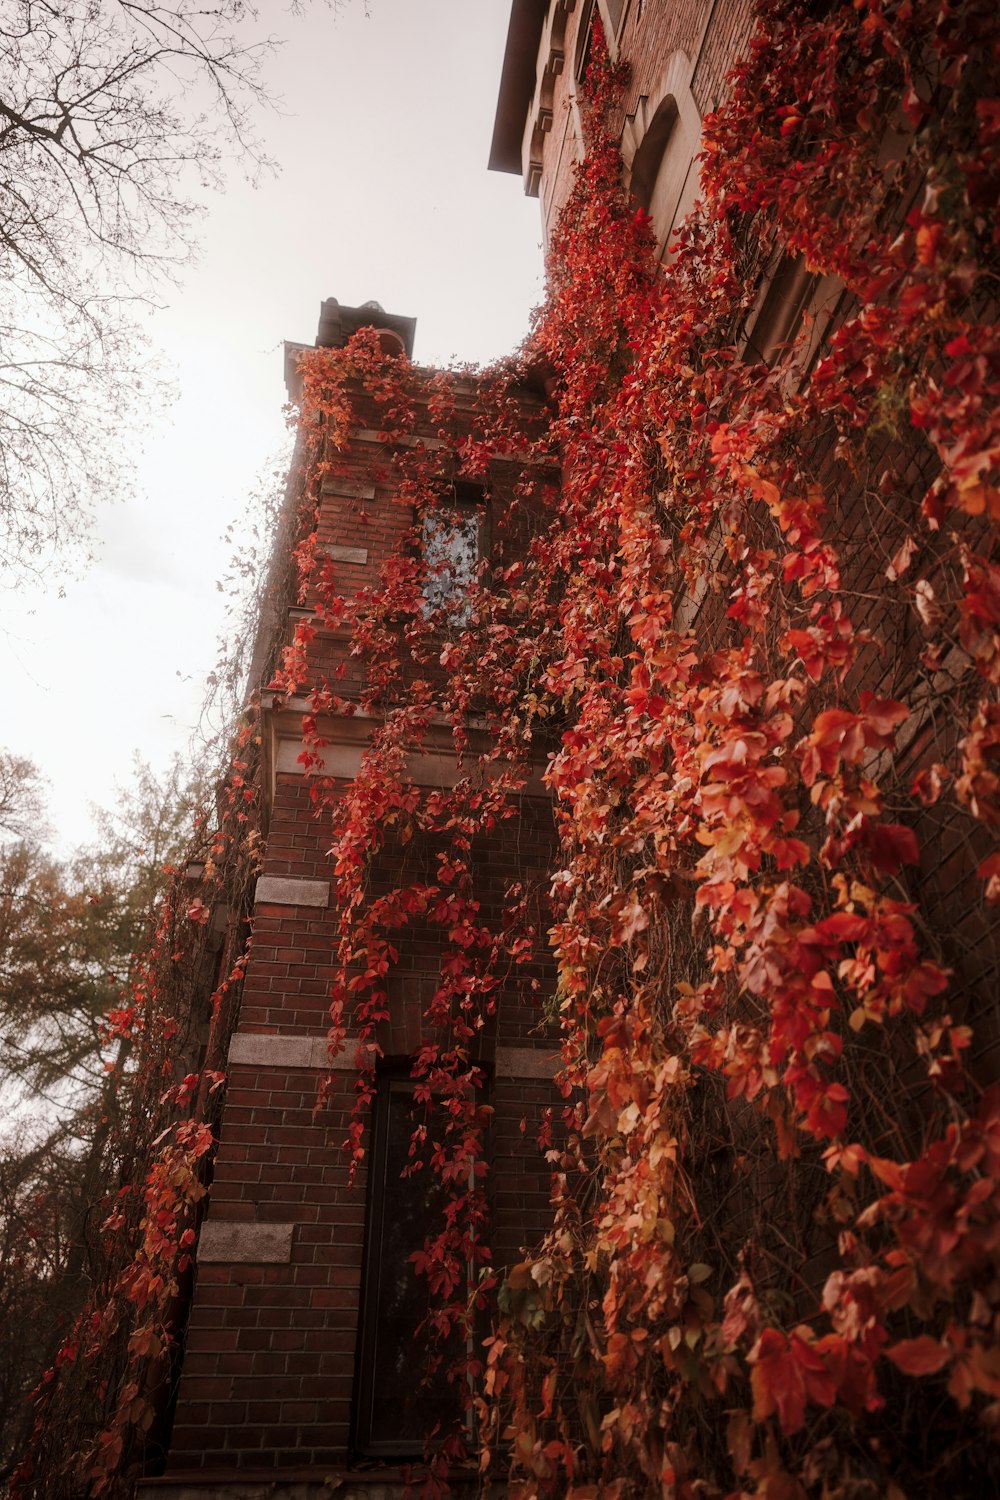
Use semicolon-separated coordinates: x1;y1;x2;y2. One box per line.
227;1032;374;1071
324;544;369;565
137;1478;484;1499
197;1220;295;1264
319;476;376;500
495;1045;560;1079
225;1033;558;1080
352;428;446;451
228;1033;331;1070
254;875;329;908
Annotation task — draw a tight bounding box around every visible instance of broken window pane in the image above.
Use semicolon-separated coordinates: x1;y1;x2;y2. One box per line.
421;509;479;624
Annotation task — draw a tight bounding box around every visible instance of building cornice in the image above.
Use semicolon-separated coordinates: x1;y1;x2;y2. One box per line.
489;0;549;174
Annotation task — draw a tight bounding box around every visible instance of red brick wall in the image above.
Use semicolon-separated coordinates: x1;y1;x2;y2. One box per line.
534;0;756;239
163;365;561;1479
167;1068;367;1471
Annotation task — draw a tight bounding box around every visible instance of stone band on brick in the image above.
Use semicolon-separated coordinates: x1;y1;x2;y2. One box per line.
197;1220;295;1264
494;1046;560;1079
225;1031;558;1080
227;1032;378;1070
228;1033;331;1069
324;544;369;564
254;875;330;908
137;1480;474;1499
319;476;376;500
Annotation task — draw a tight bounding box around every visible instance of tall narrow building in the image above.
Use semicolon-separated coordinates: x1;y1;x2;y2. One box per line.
140;299;561;1494
134;5;1000;1497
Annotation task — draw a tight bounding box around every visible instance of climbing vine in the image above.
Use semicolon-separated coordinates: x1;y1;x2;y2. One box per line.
276;2;1000;1494
9;0;1000;1495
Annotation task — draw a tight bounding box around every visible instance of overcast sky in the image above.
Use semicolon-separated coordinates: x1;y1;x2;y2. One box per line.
1;0;544;852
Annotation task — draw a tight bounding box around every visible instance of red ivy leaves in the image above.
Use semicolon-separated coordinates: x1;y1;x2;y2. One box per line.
39;0;999;1495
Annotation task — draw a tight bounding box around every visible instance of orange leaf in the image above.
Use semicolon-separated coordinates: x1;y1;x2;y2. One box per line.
886;1336;950;1376
886;536;917;581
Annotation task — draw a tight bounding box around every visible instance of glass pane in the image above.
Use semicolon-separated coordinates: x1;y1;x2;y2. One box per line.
421;511;478;622
604;0;625;34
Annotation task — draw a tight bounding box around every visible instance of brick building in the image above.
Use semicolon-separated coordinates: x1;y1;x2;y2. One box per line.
138;6;830;1496
140;11;773;1494
491;0;755;248
493;0;1000;1040
137;3;998;1496
138;298;562;1496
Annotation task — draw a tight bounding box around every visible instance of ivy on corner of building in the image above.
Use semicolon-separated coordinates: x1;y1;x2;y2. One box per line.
283;5;1000;1495
11;1;1000;1496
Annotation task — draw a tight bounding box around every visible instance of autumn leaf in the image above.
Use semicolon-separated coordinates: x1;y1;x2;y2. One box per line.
886;1336;950;1376
864;822;919;874
886;536;918;581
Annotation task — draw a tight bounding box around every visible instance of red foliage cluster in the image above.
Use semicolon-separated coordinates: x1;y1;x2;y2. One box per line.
8;740;262;1499
12;0;1000;1495
273;2;1000;1493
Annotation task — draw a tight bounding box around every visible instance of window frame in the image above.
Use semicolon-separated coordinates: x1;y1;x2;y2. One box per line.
418;480;487;627
574;0;627;82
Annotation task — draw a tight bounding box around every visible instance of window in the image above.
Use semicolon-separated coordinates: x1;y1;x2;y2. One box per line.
574;0;626;82
420;483;483;625
604;0;626;33
354;1075;466;1455
744;253;812;362
629;95;700;260
574;0;596;80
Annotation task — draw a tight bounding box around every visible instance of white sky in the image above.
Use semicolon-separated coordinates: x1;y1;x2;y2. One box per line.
0;0;544;852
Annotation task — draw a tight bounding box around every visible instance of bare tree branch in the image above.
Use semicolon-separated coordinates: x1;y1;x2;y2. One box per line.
0;0;311;584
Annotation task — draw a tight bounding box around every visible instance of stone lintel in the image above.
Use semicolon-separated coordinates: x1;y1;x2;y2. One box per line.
323;544;369;565
228;1033;330;1070
228;1032;376;1072
198;1220;295;1264
226;1033;558;1081
351;428;446;451
272;735;549;799
495;1045;560;1079
319;476;376;500
254;875;329;908
137;1476;484;1499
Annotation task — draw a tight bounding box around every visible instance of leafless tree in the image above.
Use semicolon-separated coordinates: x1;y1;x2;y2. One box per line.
0;751;47;841
0;0;296;583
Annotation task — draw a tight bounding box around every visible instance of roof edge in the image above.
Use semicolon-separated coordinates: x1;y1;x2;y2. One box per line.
488;0;548;175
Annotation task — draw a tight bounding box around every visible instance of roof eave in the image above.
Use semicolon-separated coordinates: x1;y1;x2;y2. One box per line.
488;0;548;175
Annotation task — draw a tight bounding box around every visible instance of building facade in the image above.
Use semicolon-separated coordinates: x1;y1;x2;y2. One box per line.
491;0;754;249
138;301;562;1494
494;0;1000;1047
135;3;1000;1497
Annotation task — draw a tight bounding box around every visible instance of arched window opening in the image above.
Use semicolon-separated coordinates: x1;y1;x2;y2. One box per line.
630;95;699;259
575;0;627;83
744;253;817;365
741;248;846;380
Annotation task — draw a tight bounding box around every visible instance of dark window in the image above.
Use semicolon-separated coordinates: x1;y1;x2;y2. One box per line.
575;0;626;81
354;1075;464;1455
574;0;597;81
629;96;701;260
744;253;819;366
